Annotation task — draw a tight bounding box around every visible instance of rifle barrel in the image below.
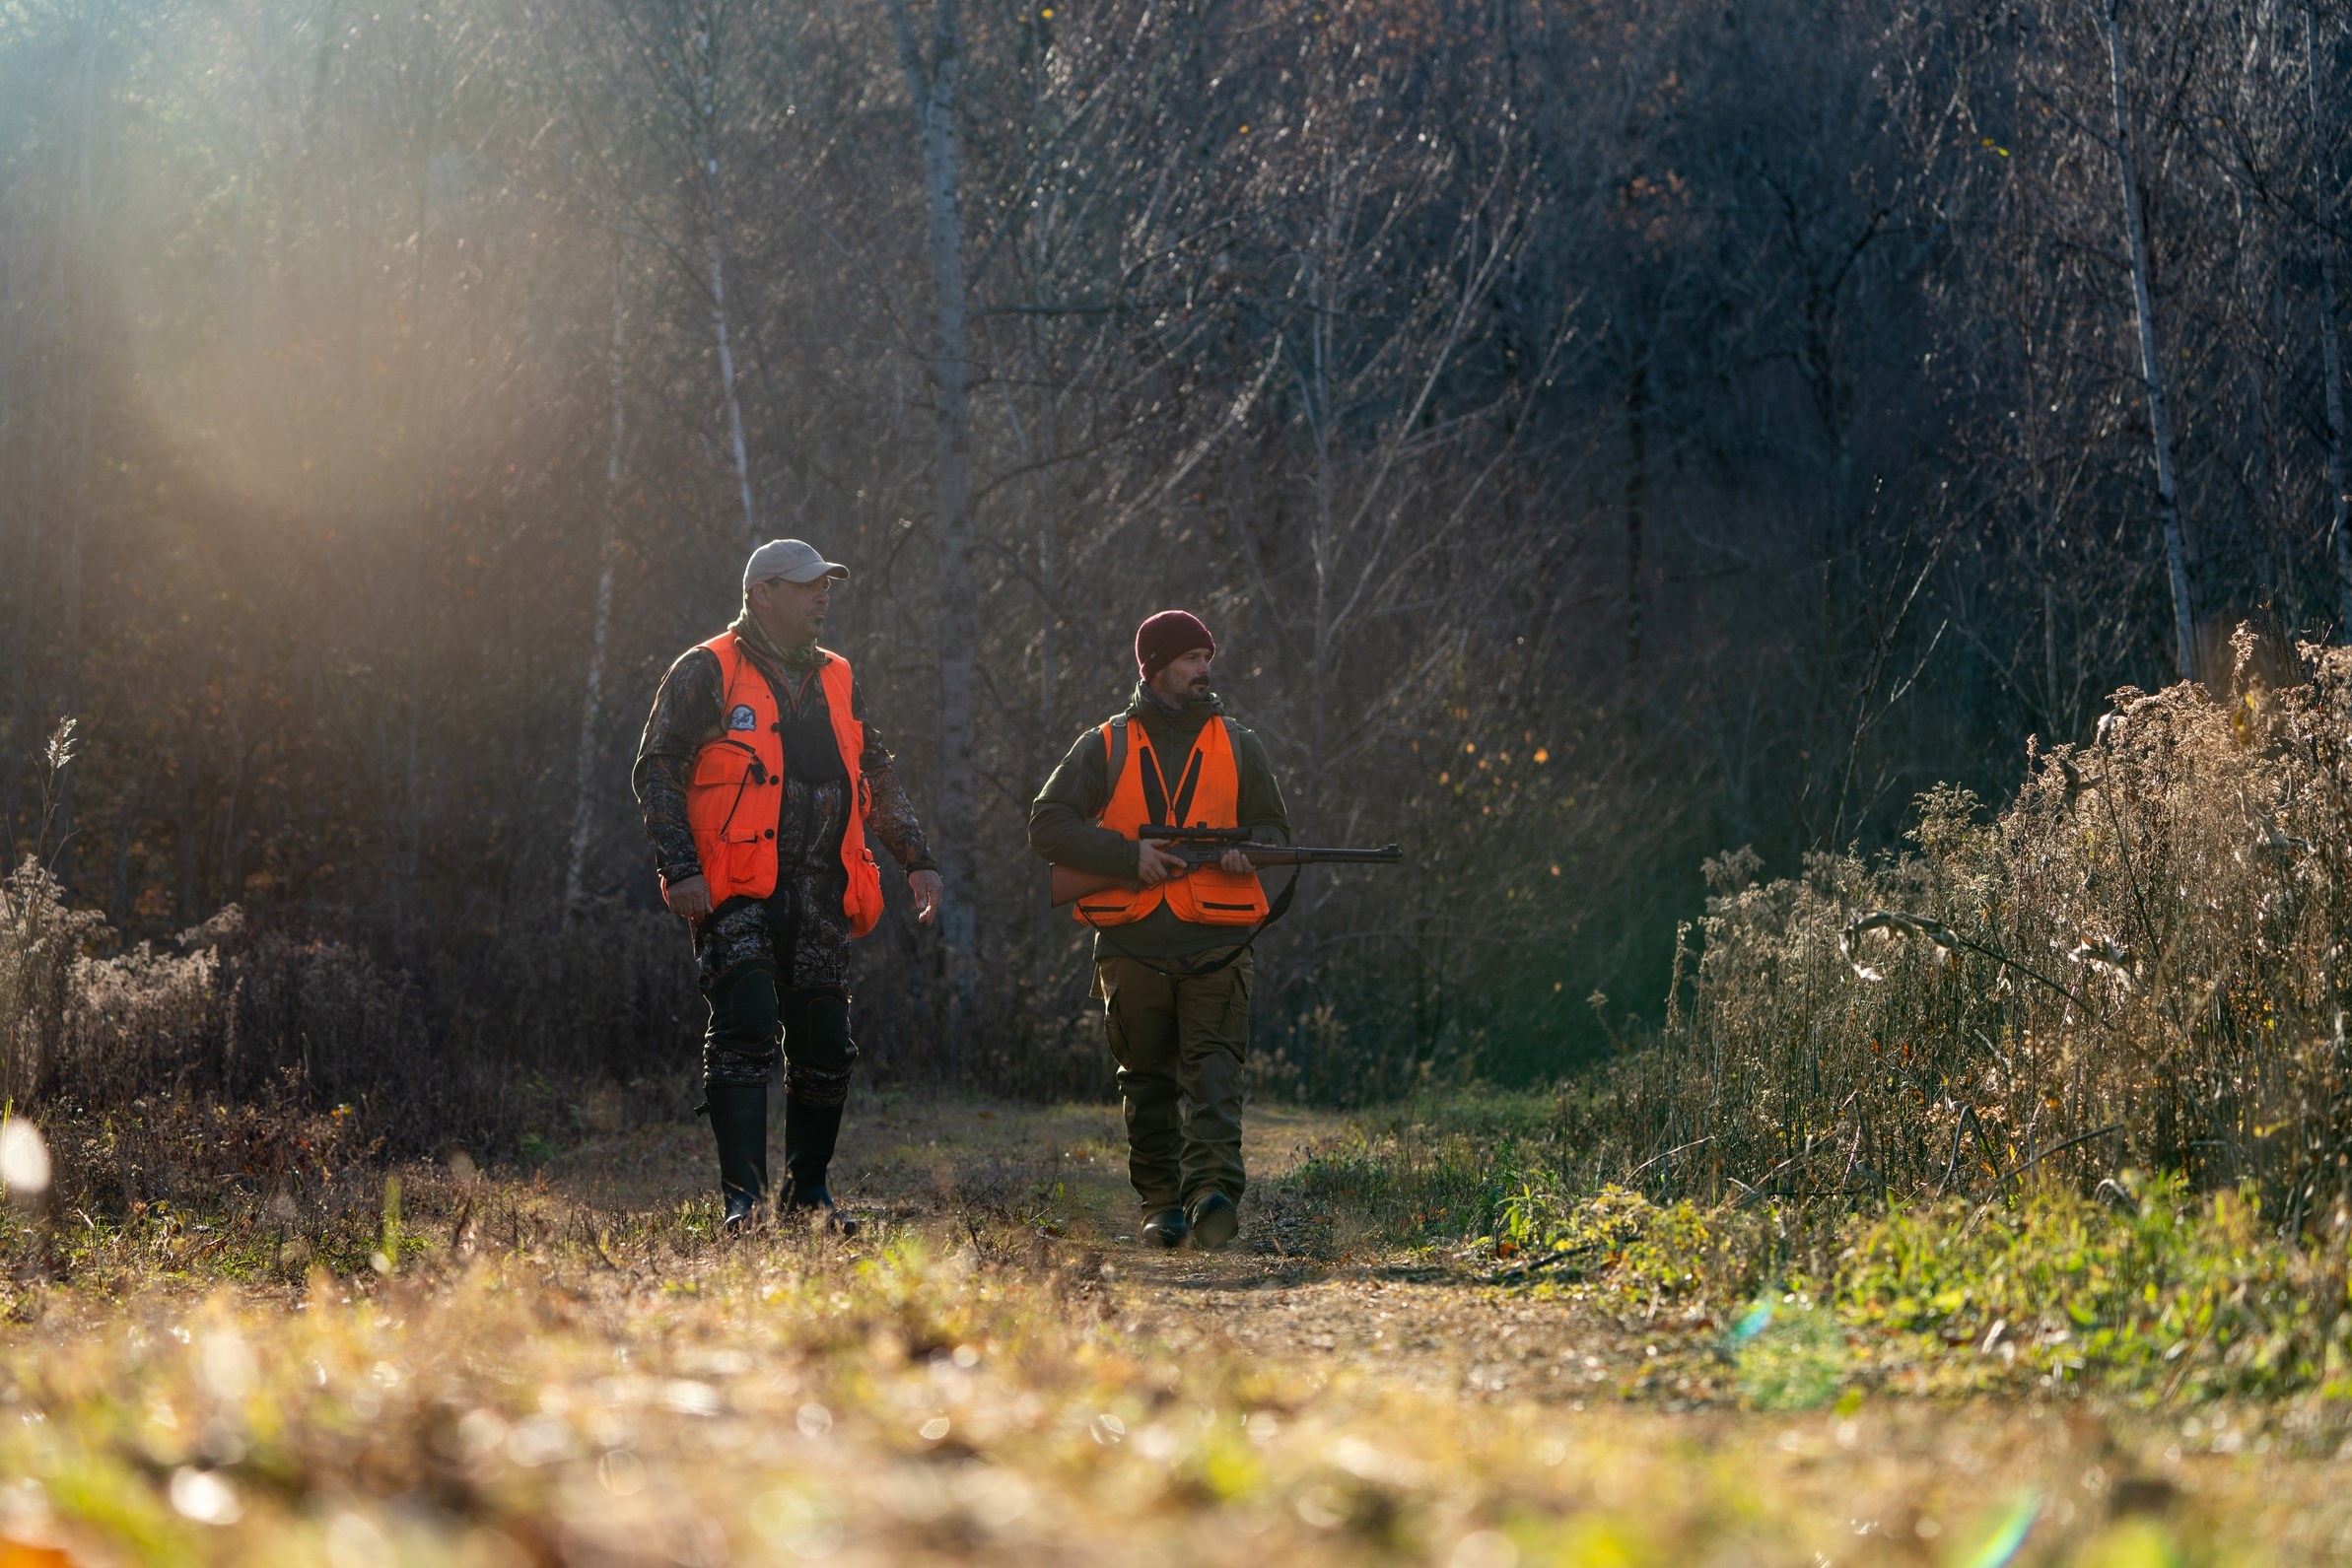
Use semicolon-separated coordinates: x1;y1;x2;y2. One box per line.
1242;846;1403;865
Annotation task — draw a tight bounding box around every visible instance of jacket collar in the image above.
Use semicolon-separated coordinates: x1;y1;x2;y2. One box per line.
1126;680;1222;733
728;614;828;679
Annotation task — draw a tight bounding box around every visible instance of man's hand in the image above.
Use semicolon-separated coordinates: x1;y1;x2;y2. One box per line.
1138;841;1190;885
1218;849;1253;875
663;873;713;920
909;868;943;924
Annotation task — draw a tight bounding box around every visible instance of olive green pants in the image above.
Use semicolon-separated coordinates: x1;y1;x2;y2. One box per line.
1095;948;1252;1211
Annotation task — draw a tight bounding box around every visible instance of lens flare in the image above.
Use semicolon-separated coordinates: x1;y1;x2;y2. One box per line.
0;1118;51;1199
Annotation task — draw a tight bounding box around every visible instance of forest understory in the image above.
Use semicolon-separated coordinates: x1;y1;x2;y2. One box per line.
0;1091;2349;1567
12;660;2352;1561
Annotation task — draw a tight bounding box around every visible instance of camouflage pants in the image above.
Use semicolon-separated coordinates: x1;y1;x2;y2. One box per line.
695;873;853;992
697;886;857;1102
1094;948;1251;1211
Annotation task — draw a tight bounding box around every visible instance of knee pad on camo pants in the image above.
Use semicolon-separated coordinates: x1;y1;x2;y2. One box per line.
703;961;782;1087
782;988;857;1105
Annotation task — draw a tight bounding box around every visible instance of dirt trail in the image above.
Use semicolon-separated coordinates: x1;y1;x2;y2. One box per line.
1042;1108;1618;1408
557;1092;1615;1404
891;1098;1575;1399
537;1091;2352;1563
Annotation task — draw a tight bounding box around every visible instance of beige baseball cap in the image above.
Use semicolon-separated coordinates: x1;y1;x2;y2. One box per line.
743;538;850;591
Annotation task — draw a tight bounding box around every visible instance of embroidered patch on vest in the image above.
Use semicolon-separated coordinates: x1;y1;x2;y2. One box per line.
726;704;757;731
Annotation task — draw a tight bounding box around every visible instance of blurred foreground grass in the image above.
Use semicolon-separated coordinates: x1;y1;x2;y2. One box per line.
0;1092;2349;1564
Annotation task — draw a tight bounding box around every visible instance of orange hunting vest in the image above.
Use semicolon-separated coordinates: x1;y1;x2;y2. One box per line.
1072;714;1271;928
675;632;885;937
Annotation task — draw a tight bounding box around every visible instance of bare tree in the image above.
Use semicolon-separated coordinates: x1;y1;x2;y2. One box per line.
2103;0;2200;681
1242;139;1558;825
690;5;758;540
566;239;633;918
2310;2;2352;635
887;0;979;1062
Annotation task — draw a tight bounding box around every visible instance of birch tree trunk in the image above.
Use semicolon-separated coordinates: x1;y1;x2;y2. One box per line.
2104;0;2199;681
889;0;980;1070
565;241;630;920
694;7;757;542
1304;250;1336;826
2309;2;2352;638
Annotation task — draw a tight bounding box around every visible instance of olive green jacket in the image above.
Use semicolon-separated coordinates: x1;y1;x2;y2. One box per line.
1028;684;1290;960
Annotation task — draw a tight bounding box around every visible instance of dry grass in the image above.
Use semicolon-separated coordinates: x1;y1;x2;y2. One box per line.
0;1096;2350;1564
1579;639;2352;1219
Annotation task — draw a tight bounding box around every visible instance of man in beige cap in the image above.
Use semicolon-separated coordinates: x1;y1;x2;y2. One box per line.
634;540;943;1231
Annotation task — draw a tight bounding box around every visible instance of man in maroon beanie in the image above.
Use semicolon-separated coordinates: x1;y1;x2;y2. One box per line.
1027;610;1291;1250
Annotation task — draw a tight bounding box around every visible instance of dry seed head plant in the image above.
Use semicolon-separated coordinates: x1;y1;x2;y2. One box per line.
1588;634;2352;1223
0;866;703;1224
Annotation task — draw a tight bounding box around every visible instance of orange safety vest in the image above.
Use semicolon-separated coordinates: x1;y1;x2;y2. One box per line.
674;632;886;937
1072;714;1271;928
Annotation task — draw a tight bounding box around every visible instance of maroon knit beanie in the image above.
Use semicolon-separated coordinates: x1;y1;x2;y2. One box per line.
1135;609;1216;681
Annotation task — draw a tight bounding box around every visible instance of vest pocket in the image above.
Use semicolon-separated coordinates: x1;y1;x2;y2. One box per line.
1168;869;1269;925
691;738;759;787
842;841;885;937
688;740;772;898
721;834;771;896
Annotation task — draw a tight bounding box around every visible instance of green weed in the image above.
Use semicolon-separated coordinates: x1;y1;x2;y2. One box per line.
1837;1176;2352;1399
1730;1292;1849;1410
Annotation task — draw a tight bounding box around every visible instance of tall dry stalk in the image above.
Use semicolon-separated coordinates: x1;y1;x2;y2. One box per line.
1;719;87;1106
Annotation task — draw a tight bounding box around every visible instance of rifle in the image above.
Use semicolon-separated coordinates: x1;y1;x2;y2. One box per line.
1048;824;1403;910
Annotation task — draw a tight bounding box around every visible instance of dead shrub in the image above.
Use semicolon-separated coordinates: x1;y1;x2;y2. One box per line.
1588;633;2352;1224
0;871;703;1200
0;859;104;1108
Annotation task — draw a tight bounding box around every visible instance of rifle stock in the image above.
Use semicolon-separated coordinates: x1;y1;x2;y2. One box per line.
1049;863;1138;908
1047;841;1402;910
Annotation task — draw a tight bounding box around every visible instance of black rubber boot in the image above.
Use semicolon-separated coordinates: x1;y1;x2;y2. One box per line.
1188;1192;1239;1252
705;1081;770;1232
1141;1207;1191;1249
780;1094;860;1236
